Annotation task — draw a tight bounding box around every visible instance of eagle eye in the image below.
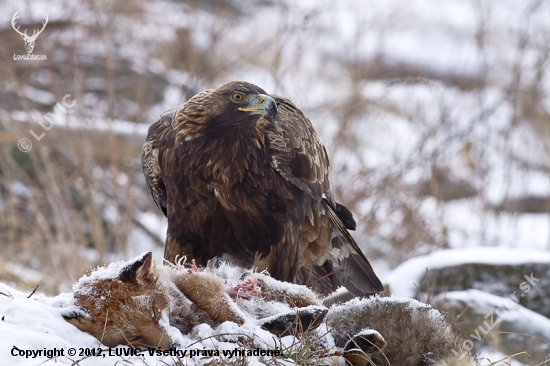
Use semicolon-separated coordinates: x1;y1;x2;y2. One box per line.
231;92;246;103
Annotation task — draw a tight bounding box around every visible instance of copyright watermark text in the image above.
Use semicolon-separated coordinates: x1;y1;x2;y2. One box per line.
17;94;76;152
10;345;282;359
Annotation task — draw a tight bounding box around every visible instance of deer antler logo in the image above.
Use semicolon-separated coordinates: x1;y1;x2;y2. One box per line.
12;11;48;54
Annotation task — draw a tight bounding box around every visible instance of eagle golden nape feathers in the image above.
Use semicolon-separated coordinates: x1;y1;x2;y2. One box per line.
141;81;383;297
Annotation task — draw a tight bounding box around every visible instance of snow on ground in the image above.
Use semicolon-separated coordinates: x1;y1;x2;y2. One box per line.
0;283;122;366
0;256;334;366
386;247;550;297
0;277;302;366
3;251;544;366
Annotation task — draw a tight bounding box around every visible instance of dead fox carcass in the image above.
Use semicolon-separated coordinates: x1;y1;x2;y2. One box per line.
64;252;477;366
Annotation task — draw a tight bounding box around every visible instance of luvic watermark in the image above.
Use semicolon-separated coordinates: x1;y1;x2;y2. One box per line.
18;95;76;152
451;273;540;360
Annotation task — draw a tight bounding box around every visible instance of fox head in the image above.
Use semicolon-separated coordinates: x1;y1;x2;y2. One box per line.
64;252;172;349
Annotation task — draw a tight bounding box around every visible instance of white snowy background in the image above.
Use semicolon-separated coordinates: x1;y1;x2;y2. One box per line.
0;0;549;365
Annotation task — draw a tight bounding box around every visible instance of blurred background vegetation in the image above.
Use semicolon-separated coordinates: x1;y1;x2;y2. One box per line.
0;0;549;296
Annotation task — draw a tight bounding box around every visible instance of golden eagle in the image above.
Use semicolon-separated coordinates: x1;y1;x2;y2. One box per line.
142;81;383;296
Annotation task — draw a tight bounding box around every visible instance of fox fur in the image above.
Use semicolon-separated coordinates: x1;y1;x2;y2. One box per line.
64;253;477;366
64;252;324;349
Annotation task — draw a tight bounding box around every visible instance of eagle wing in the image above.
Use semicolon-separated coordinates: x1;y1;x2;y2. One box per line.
141;107;179;217
266;96;331;203
268;96;383;295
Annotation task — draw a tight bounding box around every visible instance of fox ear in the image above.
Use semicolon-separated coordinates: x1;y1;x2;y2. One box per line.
119;252;154;285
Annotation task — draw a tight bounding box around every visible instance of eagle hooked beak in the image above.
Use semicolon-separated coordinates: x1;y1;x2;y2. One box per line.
238;94;277;122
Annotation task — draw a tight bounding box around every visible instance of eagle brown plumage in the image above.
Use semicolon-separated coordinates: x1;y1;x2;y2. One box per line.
142;81;383;296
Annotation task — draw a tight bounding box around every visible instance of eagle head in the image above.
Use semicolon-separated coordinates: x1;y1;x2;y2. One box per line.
221;81;277;120
204;81;277;126
176;82;278;142
171;82;278;181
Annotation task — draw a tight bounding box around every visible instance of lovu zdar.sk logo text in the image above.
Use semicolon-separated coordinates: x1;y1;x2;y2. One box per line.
12;11;48;60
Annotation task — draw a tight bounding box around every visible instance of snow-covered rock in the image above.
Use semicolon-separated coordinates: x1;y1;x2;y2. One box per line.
386;247;550;317
433;290;550;365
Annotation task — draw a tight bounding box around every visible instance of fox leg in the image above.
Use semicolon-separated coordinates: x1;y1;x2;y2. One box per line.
252;274;323;308
243;274;327;336
259;306;328;337
174;272;245;325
